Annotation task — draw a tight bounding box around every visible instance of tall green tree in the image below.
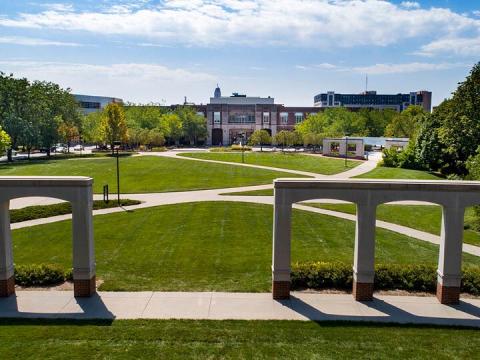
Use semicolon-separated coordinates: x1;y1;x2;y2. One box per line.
384;105;426;138
177;106;207;145
249;129;272;151
160;113;182;145
101;103;129;153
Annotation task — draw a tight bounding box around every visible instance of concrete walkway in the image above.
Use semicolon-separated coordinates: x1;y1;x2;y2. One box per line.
1;291;479;326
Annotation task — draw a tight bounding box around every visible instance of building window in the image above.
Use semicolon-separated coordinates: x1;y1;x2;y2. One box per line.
228;114;255;124
79;101;101;109
263;112;270;125
295;112;304;124
213;112;221;124
280;112;288;124
196;111;205;117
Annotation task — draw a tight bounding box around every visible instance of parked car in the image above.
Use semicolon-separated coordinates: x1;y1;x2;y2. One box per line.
55;146;66;153
73;144;84;151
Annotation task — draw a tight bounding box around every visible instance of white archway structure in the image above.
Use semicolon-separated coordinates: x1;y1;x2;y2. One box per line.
272;178;480;304
0;176;95;297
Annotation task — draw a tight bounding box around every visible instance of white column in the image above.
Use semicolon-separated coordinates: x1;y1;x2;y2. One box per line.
0;200;14;297
353;203;376;301
272;188;292;299
71;187;96;297
437;206;464;304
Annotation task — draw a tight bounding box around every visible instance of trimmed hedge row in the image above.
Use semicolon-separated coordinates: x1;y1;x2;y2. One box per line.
14;264;72;287
10;199;141;223
291;262;480;295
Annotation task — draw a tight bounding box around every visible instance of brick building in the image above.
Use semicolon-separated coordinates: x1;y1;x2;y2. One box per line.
205;86;319;146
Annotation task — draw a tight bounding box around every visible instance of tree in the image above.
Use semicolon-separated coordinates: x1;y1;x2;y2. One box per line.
177;106;207;145
385;105;426;138
101;103;128;153
147;129;165;149
58;122;79;152
274;130;293;152
0;73;31;161
160;113;182;145
249;129;272;151
81;112;103;145
0;125;11;156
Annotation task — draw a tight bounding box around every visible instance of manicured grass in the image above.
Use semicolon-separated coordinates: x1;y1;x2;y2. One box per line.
11;202;480;291
10;199;141;223
305;203;480;247
355;166;443;180
1;319;479;359
0;156;303;193
220;188;274;196
179;151;360;174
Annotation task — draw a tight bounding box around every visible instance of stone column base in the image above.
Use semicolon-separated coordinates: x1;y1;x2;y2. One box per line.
0;276;15;297
436;283;460;304
353;281;373;301
74;276;96;297
272;281;290;299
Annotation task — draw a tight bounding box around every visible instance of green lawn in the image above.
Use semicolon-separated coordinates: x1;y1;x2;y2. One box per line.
355;166;443;180
1;319;479;359
12;202;480;291
305;203;480;247
179;151;360;174
0;156;303;193
220;188;274;196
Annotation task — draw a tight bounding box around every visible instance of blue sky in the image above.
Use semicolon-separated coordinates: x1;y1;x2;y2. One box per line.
0;0;479;106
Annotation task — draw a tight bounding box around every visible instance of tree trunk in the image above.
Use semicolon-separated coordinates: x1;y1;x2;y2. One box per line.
7;148;12;162
47;148;51;157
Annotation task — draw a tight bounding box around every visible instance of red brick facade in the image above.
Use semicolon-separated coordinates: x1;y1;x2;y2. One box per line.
353;281;374;301
272;281;290;299
74;276;96;297
436;283;460;304
0;276;15;297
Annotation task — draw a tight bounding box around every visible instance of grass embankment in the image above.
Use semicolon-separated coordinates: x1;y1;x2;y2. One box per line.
1;319;479;359
0;156;303;193
12;202;480;291
179;151;360;175
305;203;480;247
355;167;443;179
10;199;140;223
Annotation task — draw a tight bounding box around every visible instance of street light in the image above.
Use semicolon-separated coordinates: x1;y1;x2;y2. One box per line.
113;140;121;206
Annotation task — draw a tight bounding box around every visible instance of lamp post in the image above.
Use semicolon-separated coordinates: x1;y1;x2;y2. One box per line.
239;132;245;163
113;140;121;206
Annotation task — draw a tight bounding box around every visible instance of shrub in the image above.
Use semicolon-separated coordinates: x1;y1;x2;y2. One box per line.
10;199;141;223
151;146;167;152
231;144;252;151
291;262;480;295
14;264;72;287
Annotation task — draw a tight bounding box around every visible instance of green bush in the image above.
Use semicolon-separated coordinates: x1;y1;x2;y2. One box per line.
14;264;72;287
291;262;480;294
231;144;252;151
151;146;167;152
10;199;141;223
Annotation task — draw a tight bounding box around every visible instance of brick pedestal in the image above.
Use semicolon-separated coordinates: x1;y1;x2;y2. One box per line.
436;283;460;304
272;281;290;299
0;276;15;297
74;276;96;297
353;281;373;301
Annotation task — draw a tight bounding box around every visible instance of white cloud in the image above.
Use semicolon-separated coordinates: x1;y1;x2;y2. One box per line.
296;61;469;74
400;1;420;9
0;61;216;103
40;3;74;12
349;62;469;75
416;37;480;57
0;0;478;48
0;36;83;47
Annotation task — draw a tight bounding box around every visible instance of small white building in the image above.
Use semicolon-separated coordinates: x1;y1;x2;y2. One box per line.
323;137;364;159
385;138;409;151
